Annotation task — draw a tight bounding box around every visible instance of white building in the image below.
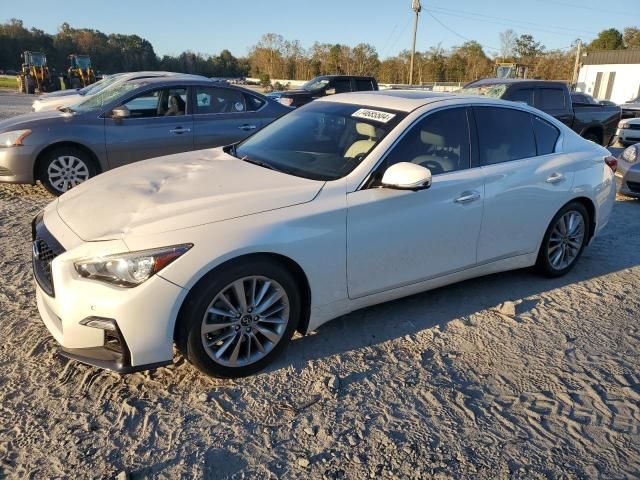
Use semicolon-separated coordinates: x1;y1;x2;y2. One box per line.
576;49;640;104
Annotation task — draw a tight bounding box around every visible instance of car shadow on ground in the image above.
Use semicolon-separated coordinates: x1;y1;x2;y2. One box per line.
268;198;639;375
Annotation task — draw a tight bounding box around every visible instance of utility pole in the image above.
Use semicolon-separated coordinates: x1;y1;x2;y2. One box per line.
409;0;421;85
571;40;583;91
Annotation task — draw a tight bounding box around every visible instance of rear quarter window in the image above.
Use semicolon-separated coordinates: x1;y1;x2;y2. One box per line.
533;116;560;155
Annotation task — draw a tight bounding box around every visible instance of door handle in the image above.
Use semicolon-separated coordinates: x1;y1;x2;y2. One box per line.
238;124;257;131
546;172;565;184
454;191;481;204
169;127;191;134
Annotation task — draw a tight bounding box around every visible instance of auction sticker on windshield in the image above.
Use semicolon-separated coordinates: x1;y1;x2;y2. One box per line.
351;109;396;123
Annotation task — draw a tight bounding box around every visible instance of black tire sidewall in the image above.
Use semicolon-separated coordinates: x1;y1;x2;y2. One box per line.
583;132;601;145
181;259;301;378
38;147;97;196
536;202;590;277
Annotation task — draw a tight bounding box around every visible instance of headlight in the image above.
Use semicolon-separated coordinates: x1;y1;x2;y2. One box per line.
74;244;192;287
621;144;639;164
618;121;631;129
278;97;294;107
0;129;31;147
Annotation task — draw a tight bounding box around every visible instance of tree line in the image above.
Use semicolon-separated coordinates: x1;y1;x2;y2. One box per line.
1;18;638;84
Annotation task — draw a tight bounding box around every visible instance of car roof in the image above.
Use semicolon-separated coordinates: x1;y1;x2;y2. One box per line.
466;78;567;88
316;89;550;113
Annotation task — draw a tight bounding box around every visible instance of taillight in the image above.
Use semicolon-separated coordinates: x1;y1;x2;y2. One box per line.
604;155;617;173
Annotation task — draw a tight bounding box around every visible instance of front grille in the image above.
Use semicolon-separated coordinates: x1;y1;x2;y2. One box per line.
32;213;65;297
627;124;640;131
627;181;640;193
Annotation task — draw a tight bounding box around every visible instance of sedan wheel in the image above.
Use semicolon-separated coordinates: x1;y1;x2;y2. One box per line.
47;156;90;192
179;258;301;378
536;202;589;277
201;276;290;368
39;147;97;196
547;211;585;271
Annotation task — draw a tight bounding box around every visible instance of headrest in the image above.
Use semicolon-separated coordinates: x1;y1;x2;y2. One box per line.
420;130;444;146
356;122;377;138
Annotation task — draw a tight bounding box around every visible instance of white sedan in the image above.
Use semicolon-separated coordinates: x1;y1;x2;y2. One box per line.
33;91;617;377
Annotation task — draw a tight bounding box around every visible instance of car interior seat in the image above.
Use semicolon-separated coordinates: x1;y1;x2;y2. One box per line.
410;130;459;174
344;123;378;158
165;95;186;116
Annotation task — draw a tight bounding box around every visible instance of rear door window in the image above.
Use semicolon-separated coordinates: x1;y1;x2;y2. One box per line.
195;87;262;114
355;79;375;91
532;116;560;155
508;88;534;106
536;88;566;110
474;106;537;165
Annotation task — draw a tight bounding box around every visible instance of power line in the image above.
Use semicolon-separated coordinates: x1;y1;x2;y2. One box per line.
425;7;592;39
425;10;500;53
428;5;597;36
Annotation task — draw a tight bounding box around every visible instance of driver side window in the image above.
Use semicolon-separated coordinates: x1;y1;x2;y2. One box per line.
122;87;188;118
383;107;471;175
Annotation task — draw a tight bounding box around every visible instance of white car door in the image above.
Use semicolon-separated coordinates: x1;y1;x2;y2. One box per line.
473;106;574;262
346;107;485;299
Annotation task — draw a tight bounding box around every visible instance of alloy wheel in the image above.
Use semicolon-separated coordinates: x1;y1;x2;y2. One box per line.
201;275;290;367
47;155;90;192
547;210;585;270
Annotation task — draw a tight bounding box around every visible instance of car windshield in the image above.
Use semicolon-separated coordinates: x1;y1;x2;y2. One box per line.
458;84;508;99
72;81;144;113
629;96;640;104
29;53;46;67
234;101;406;181
73;56;91;68
302;78;330;91
78;74;124;96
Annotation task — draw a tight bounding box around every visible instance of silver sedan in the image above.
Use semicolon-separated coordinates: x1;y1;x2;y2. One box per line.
617;143;640;198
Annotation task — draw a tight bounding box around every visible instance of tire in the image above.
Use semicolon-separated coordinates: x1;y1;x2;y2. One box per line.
536;202;590;277
37;146;97;196
17;76;25;93
582;131;601;145
25;75;35;94
177;258;301;378
70;77;81;89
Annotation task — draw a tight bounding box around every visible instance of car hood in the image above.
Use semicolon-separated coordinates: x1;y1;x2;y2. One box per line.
55;148;325;241
0;109;74;131
36;94;82;109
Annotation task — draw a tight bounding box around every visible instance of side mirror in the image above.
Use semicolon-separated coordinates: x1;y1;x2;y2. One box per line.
381;162;432;190
111;105;130;119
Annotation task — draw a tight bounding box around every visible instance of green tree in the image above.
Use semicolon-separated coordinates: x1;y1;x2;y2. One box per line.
589;28;624;50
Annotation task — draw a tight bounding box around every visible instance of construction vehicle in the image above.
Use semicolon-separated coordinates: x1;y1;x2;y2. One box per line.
495;62;529;80
66;54;96;89
17;51;57;94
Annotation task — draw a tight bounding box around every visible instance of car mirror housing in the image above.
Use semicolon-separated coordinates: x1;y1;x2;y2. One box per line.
380;162;432;190
111;105;130;119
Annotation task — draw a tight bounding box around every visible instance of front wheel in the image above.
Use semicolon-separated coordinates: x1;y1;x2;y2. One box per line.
178;259;301;378
536;202;589;277
38;147;97;196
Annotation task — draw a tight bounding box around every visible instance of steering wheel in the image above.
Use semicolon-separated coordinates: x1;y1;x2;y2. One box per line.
420;160;444;175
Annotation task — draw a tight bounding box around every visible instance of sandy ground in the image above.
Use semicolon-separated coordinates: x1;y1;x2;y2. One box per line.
0;90;639;479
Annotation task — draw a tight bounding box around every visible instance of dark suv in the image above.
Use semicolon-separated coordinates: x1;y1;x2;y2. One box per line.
267;75;379;108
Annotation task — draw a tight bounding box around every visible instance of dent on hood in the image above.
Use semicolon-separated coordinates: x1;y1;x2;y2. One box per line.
56;148;324;241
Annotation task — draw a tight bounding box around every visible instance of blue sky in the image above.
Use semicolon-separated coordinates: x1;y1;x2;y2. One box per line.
3;0;636;58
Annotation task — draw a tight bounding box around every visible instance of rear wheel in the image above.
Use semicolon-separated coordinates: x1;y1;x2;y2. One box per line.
70;77;81;89
582;131;601;145
536;202;589;277
25;75;35;94
17;76;25;93
38;147;97;196
177;258;301;378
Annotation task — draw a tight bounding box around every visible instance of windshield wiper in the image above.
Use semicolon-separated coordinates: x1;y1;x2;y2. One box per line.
240;155;281;173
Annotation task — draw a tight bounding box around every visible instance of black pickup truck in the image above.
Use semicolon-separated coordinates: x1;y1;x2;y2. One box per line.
462;79;621;146
266;75;378;108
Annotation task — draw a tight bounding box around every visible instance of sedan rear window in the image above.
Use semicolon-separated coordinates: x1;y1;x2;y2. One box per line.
234;102;406;181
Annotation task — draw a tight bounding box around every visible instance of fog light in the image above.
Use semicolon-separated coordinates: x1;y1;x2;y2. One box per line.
80;316;117;331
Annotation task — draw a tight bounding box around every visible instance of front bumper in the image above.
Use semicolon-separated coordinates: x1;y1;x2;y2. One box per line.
616;159;640;198
0;144;38;184
33;210;188;372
